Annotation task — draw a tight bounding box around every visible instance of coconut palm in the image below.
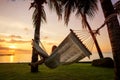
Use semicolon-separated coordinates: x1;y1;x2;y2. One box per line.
30;0;62;72
61;0;104;59
100;0;120;80
29;0;47;73
62;0;120;79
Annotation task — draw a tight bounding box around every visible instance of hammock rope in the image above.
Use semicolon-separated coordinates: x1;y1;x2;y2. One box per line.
72;13;118;53
30;12;118;69
95;13;117;34
73;30;95;52
36;12;117;57
32;29;92;69
39;40;47;53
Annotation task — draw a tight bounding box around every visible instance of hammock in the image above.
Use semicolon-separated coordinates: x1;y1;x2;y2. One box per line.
32;29;92;69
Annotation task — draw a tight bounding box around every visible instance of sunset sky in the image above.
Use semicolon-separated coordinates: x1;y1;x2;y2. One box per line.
0;0;119;62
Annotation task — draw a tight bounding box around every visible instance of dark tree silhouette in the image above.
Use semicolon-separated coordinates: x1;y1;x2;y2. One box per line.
61;0;120;79
62;0;120;79
100;0;120;80
61;0;104;59
30;0;47;72
30;0;62;72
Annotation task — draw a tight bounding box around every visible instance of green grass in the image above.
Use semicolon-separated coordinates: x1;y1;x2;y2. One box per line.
0;63;114;80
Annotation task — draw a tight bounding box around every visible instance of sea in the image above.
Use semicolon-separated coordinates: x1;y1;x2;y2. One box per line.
0;52;113;63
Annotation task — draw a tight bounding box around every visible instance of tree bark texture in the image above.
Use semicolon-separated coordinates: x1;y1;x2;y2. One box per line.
31;0;41;72
82;14;104;59
100;0;120;80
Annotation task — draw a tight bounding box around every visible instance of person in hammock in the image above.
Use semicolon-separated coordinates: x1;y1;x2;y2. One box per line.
29;45;57;67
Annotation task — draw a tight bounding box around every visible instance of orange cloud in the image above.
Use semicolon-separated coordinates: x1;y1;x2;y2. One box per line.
7;39;31;44
0;45;31;54
0;54;14;56
0;34;32;54
0;39;5;42
0;45;9;50
8;35;22;39
0;38;31;44
0;34;31;44
0;34;22;39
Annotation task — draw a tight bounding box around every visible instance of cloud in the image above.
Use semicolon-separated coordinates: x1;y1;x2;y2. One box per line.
42;40;58;46
8;35;22;39
0;45;9;50
0;45;31;54
14;48;31;52
24;27;29;31
0;39;5;42
7;39;31;44
0;38;31;44
0;34;23;39
0;34;31;44
0;54;14;56
43;36;49;39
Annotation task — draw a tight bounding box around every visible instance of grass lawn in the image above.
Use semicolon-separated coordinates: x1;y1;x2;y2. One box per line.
0;63;114;80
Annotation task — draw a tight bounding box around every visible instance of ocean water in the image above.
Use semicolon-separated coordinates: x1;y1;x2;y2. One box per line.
0;53;32;63
81;52;113;62
0;52;113;63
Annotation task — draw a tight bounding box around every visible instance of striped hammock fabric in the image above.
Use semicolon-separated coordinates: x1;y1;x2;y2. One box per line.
32;30;92;69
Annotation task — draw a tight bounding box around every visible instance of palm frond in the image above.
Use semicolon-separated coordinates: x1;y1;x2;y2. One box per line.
114;0;120;15
62;0;98;25
41;6;47;23
31;0;47;28
62;0;77;25
76;0;98;18
64;3;72;25
32;7;39;28
47;0;62;20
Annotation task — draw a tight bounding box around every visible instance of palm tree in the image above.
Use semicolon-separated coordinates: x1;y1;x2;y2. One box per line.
61;0;104;59
62;0;120;79
30;0;62;72
30;0;47;72
100;0;120;80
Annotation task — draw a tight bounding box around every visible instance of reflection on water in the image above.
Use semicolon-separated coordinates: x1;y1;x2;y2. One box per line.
0;52;113;63
10;55;14;63
0;53;32;63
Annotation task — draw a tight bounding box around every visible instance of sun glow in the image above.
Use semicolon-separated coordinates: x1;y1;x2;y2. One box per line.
10;55;14;62
9;45;16;49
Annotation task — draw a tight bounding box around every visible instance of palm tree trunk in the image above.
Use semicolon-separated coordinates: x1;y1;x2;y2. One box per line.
31;1;41;72
82;14;104;59
100;0;120;80
31;26;40;72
